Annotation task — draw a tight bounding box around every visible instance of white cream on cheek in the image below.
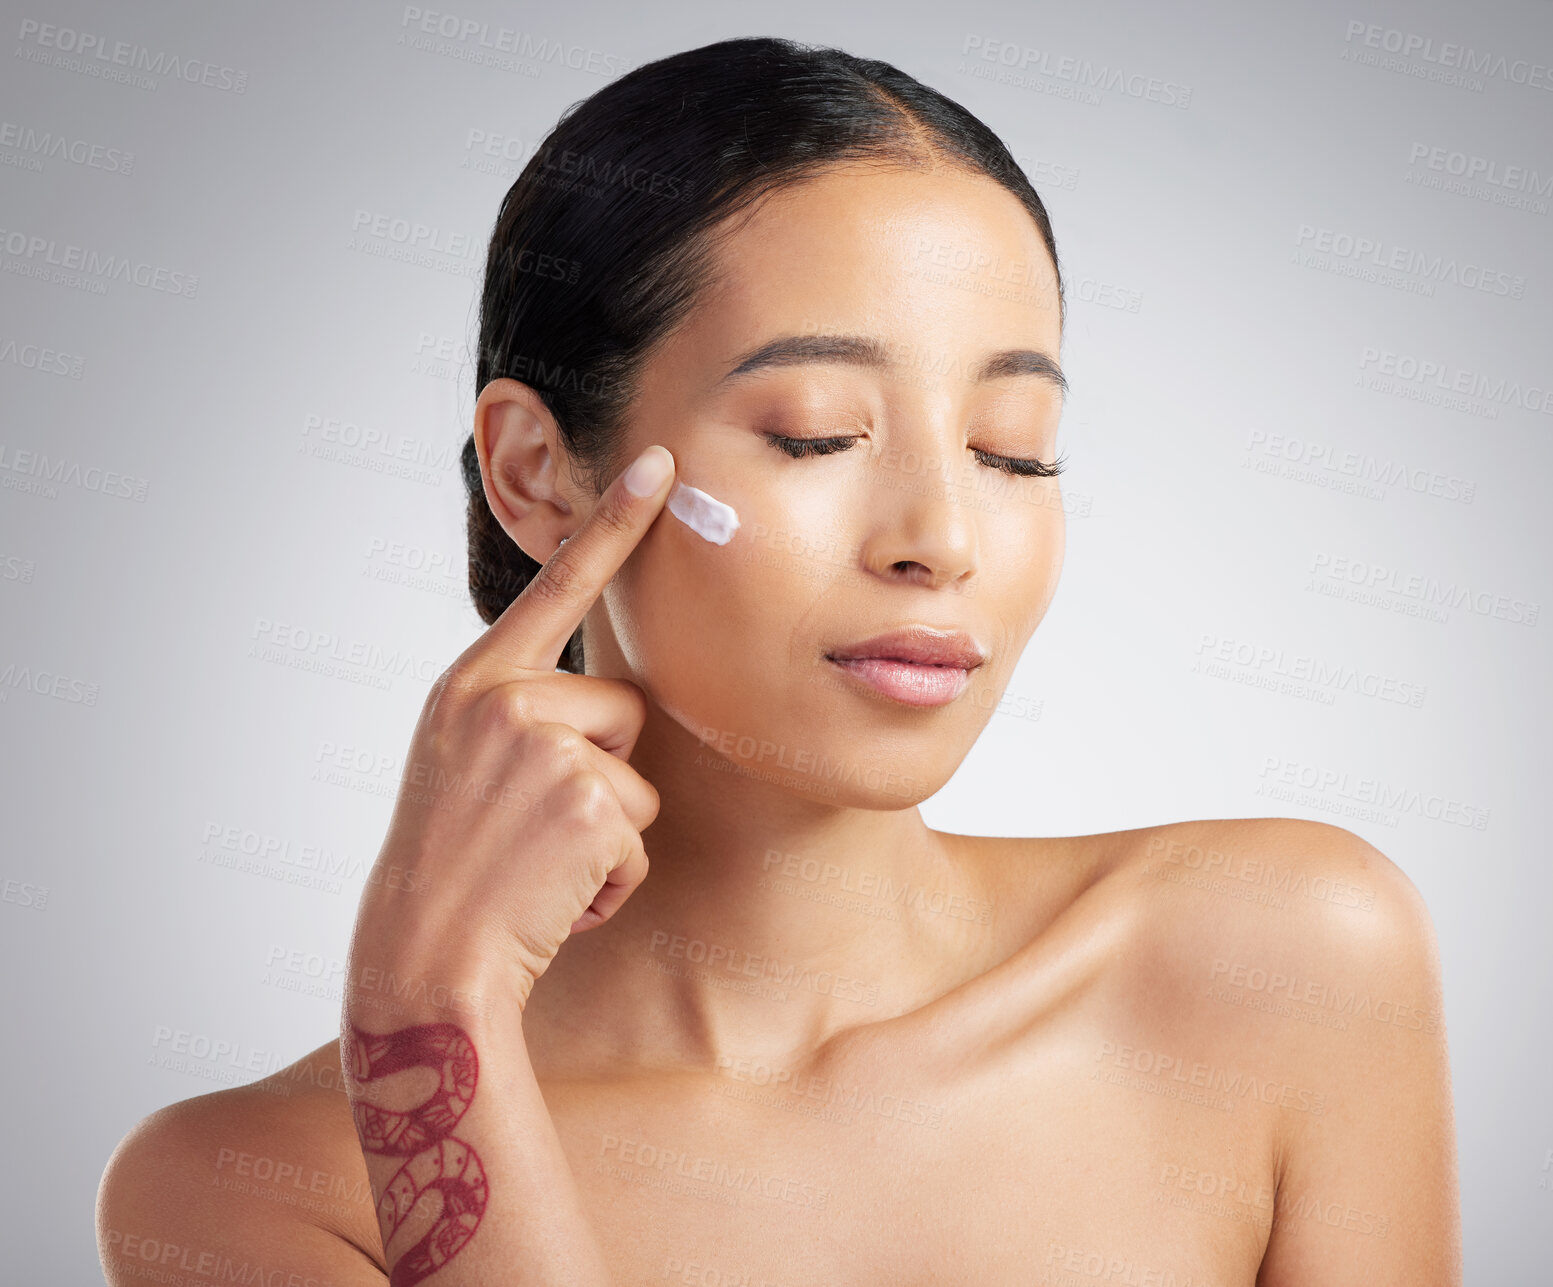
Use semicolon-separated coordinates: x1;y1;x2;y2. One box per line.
667;479;740;545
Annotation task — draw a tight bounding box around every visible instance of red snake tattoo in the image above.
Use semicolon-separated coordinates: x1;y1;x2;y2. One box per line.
348;1022;489;1286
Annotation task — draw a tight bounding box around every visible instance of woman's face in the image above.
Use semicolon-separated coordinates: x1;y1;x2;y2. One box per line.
591;161;1067;807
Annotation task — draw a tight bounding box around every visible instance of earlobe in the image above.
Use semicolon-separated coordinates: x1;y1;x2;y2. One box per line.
475;379;577;560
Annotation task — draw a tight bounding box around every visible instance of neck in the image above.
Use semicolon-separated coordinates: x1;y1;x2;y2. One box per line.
520;699;1000;1074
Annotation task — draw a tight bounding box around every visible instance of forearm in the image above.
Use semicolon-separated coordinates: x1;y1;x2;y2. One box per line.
343;951;612;1285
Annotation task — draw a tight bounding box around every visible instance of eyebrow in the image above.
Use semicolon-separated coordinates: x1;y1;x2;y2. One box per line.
714;332;1068;396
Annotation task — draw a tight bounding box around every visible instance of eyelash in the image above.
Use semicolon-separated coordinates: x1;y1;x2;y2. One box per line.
763;433;1066;478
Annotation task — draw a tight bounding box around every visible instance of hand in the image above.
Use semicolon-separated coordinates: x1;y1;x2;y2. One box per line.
347;443;677;1010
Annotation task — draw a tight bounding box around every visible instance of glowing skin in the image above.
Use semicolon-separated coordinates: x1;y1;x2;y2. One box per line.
466;158;1075;1079
478;158;1069;923
107;161;1458;1287
597;162;1067;797
477;160;1066;815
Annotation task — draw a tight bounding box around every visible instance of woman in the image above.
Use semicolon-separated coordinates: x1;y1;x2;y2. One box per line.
97;36;1460;1286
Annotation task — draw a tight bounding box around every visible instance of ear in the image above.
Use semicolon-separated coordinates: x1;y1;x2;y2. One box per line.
474;378;582;563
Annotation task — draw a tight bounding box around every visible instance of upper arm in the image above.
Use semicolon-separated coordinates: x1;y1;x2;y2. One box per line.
97;1085;387;1287
1243;824;1462;1286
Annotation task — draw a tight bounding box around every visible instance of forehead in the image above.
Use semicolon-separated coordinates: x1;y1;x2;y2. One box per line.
664;162;1063;395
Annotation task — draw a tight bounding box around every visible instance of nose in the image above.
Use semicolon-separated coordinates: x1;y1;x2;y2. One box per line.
856;455;978;593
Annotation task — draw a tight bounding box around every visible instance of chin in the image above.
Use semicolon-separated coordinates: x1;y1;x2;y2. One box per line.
683;697;952;809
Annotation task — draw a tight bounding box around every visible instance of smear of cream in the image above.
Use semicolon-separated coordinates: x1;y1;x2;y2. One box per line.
667;479;740;545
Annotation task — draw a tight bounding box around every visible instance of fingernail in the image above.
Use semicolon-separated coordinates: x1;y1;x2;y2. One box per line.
623;445;673;497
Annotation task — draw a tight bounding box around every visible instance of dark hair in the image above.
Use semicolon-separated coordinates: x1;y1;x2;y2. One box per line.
463;35;1065;672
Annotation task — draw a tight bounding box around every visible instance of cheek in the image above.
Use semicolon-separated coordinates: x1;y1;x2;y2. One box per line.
604;494;819;722
1012;485;1065;587
677;470;851;644
606;468;1063;741
979;483;1066;644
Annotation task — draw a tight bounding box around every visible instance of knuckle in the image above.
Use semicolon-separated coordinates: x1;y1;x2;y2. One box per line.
426;664;475;719
549;717;590;757
486;684;538;732
419;672;473;755
534;722;589;765
437;660;479;696
565;769;618;823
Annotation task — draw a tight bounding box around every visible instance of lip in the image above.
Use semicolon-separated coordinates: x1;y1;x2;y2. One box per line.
826;626;987;669
824;626;986;708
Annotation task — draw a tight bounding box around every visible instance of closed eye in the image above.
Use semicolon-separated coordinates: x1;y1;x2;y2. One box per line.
973;448;1066;478
763;433;857;460
763;433;1065;478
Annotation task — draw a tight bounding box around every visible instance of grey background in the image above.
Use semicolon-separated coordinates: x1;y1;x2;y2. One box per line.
1;0;1548;1280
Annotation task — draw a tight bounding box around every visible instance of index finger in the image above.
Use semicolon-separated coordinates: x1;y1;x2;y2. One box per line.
461;443;677;681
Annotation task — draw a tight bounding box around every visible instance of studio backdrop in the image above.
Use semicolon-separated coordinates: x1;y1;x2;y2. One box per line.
1;0;1548;1281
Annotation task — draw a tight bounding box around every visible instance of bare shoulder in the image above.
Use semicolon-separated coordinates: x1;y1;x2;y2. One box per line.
927;820;1439;1030
954;814;1426;941
1110;816;1459;1279
97;1039;387;1285
1116;815;1440;975
1097;815;1444;1035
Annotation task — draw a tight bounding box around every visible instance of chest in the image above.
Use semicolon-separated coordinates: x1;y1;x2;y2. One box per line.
543;1026;1276;1286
